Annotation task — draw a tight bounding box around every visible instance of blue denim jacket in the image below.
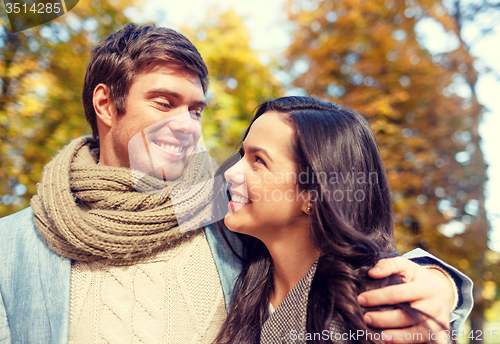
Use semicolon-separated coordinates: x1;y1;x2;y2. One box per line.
0;207;473;343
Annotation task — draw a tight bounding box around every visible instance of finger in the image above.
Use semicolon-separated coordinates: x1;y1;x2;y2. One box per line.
363;300;449;333
358;283;426;307
363;309;417;329
368;257;417;279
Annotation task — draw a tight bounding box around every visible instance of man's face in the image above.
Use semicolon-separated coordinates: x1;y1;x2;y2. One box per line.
110;63;206;180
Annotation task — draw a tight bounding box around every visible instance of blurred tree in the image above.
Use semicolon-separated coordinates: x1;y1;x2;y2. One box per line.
443;0;500;337
0;0;142;217
181;8;284;150
283;0;495;335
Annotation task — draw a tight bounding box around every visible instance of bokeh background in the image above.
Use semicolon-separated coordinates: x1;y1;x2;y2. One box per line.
1;0;499;340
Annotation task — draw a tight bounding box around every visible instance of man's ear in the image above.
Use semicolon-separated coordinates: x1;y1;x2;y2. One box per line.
93;83;116;128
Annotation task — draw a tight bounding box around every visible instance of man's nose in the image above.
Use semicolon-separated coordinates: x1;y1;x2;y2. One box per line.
169;111;196;135
224;159;245;185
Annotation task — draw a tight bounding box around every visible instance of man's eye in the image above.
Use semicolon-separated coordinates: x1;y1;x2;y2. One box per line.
156;102;171;109
189;110;202;119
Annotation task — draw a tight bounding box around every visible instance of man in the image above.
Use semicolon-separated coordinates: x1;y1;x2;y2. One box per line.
0;23;472;343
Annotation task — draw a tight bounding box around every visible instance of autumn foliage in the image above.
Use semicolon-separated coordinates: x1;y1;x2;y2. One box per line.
283;0;493;333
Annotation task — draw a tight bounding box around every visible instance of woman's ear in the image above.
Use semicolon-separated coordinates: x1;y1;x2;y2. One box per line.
93;83;116;129
301;192;315;215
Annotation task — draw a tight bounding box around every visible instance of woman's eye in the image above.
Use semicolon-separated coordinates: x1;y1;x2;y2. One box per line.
254;156;265;165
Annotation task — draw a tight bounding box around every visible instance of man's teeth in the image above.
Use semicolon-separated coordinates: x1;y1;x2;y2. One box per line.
232;194;249;204
157;142;184;153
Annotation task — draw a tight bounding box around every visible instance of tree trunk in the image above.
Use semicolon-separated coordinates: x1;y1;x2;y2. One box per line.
469;281;484;343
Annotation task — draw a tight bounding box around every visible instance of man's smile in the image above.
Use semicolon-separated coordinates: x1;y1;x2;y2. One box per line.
152;140;186;154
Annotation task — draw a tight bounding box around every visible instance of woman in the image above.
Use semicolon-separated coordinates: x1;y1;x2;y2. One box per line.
213;97;445;344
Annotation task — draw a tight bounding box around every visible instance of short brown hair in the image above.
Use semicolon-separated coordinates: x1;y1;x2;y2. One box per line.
82;23;209;137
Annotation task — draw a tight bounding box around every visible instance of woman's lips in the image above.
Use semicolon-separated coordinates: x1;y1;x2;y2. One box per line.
228;192;250;213
231;194;249;204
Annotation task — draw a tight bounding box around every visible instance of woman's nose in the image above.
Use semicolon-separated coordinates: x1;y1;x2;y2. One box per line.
224;159;245;185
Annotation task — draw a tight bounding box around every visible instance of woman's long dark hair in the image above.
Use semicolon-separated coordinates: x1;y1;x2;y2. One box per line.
214;97;433;344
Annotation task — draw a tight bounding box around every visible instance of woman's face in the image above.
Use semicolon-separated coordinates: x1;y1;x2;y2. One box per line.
224;111;310;240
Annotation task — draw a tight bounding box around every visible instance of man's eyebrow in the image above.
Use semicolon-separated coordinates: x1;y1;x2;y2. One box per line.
241;142;274;163
193;100;208;108
144;88;207;107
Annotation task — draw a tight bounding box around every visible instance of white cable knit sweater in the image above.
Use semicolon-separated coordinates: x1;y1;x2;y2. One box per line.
68;230;226;343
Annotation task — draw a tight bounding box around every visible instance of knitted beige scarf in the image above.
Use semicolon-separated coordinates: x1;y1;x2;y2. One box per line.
31;136;216;263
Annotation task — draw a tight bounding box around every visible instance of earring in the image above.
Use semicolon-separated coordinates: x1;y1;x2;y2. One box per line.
306;200;314;214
